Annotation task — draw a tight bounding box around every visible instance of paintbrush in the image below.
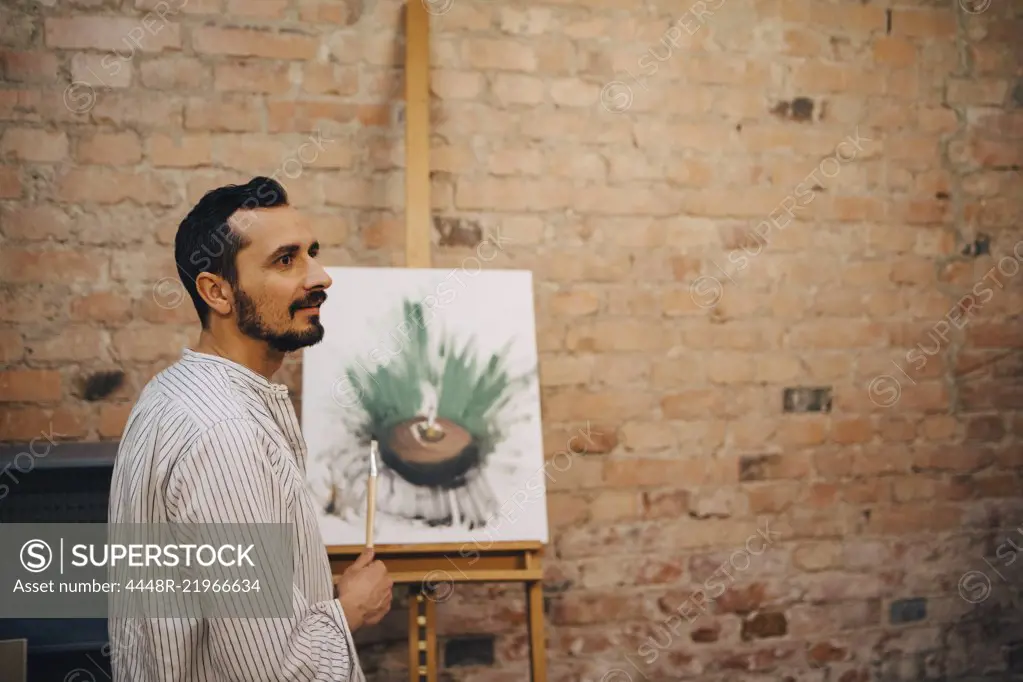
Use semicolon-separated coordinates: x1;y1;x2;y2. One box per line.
366;439;378;549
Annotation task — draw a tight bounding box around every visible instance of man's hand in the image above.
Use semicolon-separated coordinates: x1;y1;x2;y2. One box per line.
336;549;393;631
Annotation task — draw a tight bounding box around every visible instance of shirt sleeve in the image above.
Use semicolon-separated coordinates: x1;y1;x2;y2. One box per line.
163;418;356;682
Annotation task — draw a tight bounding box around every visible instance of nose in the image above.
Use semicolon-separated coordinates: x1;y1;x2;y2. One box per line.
308;257;332;291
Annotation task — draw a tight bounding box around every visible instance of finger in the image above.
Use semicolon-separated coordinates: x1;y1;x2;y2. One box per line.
351;549;375;570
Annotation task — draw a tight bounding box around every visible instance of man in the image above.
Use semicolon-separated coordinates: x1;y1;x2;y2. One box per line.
107;176;392;681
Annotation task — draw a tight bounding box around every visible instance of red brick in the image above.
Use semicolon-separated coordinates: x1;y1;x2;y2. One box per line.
872;38;916;68
548;289;600;317
456;178;574;212
543;457;603;493
539;354;592;387
266;101;387;133
589;491;640;523
1;128;68;162
546;492;590;529
787;320;888;349
136;0;220;12
0;287;63;323
192;27;318;60
0;205;73;241
298;0;363;24
680;56;772;88
0;166;22;198
739;452;813;481
76;131;142;165
491;74;545;105
211;135;291;171
110;245;177;282
70;53;132;89
460;39;537;71
551;591;657;625
184;97;262;132
948;78;1010;106
787;601;881;636
617;420;675;452
431;70;484;101
302;210;348;247
70;291;133;324
225;0;289;18
25;326;106;363
1;51;59;83
0;330;24;364
322;175;399;210
139;57;208;89
92;93;184;128
809;3;886;33
642;488;690;519
604;458;735;488
0;370;62;402
865;504;963;534
135;283;196;324
543;389;655;422
56;168;179;205
301;63;359;96
565;319;670;352
98;403;134;438
0;248;105;284
970;44;1018;74
76;205;161;245
146;133;212;167
549;78;594;107
0;406;87;441
45;16;181;51
487;148;541;176
789;64;885;95
891;8;957;38
776;418;829;447
111;325;190;362
781;28;826;57
214;60;293;93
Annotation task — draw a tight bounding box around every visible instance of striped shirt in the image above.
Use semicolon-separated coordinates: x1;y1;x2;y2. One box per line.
107;347;364;682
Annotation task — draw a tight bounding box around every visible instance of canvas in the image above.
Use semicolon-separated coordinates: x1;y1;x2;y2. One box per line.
301;267;549;546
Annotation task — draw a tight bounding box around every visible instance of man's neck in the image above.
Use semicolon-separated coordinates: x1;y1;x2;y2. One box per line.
192;329;285;382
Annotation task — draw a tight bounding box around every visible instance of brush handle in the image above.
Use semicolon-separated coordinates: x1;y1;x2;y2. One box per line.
365;475;377;548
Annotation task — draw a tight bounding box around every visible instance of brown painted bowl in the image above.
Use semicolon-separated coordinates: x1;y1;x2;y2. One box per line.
380;416;480;489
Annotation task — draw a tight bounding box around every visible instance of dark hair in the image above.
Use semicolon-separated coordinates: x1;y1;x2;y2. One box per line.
174;176;288;327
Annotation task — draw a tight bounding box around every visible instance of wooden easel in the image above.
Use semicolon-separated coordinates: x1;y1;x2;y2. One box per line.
326;3;549;681
328;542;547;681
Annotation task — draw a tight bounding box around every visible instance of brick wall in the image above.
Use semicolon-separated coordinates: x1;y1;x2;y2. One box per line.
3;0;1023;679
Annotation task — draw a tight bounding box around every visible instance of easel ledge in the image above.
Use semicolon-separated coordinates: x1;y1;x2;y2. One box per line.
327;542;545;584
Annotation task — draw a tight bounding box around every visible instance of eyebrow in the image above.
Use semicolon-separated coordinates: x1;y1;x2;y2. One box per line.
265;240;319;264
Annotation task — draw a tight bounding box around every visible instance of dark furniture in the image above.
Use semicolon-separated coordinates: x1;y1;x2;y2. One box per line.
0;442;118;682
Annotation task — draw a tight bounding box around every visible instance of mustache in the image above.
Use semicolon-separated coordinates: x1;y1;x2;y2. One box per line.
291;290;327;313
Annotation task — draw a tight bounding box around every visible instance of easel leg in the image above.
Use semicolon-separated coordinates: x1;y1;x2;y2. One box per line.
526;580;547;682
408;586;438;682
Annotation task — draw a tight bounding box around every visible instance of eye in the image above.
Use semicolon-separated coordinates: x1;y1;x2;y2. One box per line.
278;254;293;266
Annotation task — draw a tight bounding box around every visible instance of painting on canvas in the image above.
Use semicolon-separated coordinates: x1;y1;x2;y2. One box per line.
301;267;548;546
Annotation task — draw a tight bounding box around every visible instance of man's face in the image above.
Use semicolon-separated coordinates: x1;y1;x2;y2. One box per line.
228;205;333;353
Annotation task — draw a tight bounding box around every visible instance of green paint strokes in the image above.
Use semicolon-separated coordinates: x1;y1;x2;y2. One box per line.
343;299;533;459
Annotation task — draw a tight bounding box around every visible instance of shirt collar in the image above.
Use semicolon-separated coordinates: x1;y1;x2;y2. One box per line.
180;348;291;397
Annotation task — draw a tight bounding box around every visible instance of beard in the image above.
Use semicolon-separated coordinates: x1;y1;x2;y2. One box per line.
235;287;326;353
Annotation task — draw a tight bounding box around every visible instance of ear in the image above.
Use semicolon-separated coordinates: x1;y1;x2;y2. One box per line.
195;271;233;318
